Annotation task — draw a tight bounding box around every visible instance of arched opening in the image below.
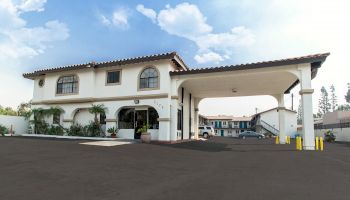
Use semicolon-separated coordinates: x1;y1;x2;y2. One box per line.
118;106;159;139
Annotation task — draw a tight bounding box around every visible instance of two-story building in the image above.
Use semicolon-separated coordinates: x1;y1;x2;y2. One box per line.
206;115;251;137
23;51;329;149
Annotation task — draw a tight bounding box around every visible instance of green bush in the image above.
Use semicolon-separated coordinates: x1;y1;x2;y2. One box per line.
66;124;86;136
324;130;336;142
47;125;65;136
85;122;101;137
0;124;8;136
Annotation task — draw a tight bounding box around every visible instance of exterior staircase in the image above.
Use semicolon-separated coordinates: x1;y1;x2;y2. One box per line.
258;120;279;136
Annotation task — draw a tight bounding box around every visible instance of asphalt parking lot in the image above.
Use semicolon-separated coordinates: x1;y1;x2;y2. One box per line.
1;136;350;200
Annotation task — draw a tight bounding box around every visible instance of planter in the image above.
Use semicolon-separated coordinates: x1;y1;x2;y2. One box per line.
110;133;116;138
140;132;151;143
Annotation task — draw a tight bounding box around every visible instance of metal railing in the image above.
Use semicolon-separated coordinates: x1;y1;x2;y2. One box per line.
260;120;279;135
314;122;350;129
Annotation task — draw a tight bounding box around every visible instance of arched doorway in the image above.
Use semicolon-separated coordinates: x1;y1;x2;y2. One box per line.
118;106;159;139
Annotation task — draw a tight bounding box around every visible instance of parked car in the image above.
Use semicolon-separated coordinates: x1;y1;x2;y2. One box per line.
198;126;215;138
238;131;265;139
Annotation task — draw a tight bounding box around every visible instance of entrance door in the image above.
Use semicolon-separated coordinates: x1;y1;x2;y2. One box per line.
134;110;147;139
220;130;224;137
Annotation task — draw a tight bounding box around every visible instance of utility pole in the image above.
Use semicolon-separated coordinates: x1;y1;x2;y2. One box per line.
291;93;294;110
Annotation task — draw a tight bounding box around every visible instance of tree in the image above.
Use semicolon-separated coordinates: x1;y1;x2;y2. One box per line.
0;106;17;116
88;104;107;125
345;83;350;103
330;84;338;111
17;102;31;117
297;99;302;125
337;104;350;111
318;86;331;116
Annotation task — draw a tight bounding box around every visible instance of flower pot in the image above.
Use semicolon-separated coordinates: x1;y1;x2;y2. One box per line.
110;133;116;138
140;132;151;143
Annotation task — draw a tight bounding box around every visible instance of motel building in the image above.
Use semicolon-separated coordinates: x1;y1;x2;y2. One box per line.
23;52;329;150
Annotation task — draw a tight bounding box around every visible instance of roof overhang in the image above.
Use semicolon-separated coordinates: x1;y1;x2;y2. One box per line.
23;52;188;79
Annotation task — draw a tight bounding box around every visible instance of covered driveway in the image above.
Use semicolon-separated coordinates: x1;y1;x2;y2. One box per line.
170;53;330;150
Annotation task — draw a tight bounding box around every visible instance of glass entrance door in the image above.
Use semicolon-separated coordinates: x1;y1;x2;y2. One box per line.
134;110;147;139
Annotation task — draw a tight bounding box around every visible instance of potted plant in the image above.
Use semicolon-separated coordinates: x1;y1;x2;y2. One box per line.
107;127;118;138
137;124;151;143
324;130;336;143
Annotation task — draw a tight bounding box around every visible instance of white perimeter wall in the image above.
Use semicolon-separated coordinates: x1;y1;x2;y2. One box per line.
260;110;297;136
315;128;350;142
0;115;28;134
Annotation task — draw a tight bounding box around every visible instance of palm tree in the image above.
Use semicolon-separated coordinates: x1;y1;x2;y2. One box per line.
88;104;107;125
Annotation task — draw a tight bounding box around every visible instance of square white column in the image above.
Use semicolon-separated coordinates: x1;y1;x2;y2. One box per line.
298;64;315;150
276;94;287;144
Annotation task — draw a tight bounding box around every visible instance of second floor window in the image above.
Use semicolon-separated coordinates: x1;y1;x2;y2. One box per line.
57;75;78;94
106;70;121;84
139;67;159;89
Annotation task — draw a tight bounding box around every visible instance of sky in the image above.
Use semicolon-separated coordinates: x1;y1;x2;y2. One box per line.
0;0;349;116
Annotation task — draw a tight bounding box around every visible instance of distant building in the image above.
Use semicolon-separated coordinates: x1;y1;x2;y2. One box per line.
322;111;350;124
251;107;297;137
204;115;252;137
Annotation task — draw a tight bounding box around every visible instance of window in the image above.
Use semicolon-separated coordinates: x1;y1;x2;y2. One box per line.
177;109;182;130
57;75;78;94
223;121;227;125
118;108;135;129
106;70;121;85
139;67;159;89
53;113;60;124
148;107;159;129
100;113;106;125
38;79;45;87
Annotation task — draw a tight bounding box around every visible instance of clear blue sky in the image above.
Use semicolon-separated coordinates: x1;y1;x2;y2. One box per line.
0;0;349;116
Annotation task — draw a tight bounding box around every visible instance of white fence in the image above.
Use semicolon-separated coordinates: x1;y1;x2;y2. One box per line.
315;128;350;142
0;115;28;134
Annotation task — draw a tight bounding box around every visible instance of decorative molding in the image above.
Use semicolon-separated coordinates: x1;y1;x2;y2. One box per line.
31;93;169;105
105;119;117;122
157;118;170;122
299;89;314;95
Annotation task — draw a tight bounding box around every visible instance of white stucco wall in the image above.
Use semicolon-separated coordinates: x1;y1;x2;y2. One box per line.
315;128;350;142
32;60;173;103
260;109;297;136
0;115;28;134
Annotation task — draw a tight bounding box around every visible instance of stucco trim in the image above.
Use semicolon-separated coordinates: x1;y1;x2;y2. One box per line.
31;93;169;105
299;89;314;95
105;119;117;122
157;118;170;121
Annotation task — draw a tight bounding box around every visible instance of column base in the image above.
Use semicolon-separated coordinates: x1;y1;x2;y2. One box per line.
303;146;315;150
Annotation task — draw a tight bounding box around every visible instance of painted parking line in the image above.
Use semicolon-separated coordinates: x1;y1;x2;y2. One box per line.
80;141;133;146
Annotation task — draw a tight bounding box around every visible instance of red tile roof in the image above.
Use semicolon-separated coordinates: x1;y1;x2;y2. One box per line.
170;53;330;75
23;52;188;78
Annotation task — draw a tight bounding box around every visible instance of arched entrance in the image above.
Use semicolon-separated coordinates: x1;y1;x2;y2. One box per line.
118;106;159;139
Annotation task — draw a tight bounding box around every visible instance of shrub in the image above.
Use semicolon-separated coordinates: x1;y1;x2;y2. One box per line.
85;122;101;137
324;130;336;142
47;125;65;136
0;125;8;136
66;124;85;136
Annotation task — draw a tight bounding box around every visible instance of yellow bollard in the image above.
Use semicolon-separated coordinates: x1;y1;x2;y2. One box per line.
275;135;279;144
296;137;299;150
320;137;324;151
288;136;291;144
315;137;319;150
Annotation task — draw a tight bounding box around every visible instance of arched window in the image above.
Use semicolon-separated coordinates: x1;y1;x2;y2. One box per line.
139;67;159;89
56;75;78;94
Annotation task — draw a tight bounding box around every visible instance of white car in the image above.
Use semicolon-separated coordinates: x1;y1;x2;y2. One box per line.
198;126;215;138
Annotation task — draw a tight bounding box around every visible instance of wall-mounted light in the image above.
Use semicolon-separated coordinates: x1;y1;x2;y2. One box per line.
134;99;140;104
232;88;237;93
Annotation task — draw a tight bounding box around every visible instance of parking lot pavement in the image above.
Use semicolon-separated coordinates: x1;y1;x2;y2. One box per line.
1;136;350;200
